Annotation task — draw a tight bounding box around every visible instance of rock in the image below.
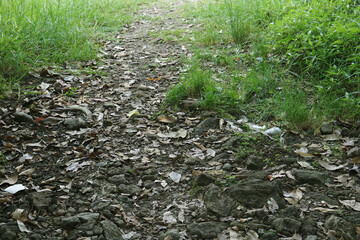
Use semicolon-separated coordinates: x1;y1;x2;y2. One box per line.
324;215;355;240
109;174;128;185
13;111;35;124
118;184;141;196
260;232;278;240
30;191;53;210
187;222;228;238
101;220;123;240
193;173;216;187
62;216;81;229
347;147;359;158
246;155;265;170
77;212;99;222
64;117;87;130
305;236;317;240
159;229;180;240
280;206;300;219
0;222;18;240
301;218;318;236
204;184;237;216
194;118;219;136
222;163;233;171
272;217;302;234
341;127;350;136
227;179;285;208
350;129;360;138
320;123;333;134
293;170;331;185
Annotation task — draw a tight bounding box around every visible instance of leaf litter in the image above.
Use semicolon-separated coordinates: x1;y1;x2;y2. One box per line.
0;0;360;239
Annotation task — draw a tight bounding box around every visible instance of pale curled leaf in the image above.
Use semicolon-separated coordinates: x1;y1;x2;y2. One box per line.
0;174;18;186
17;220;31;233
318;159;345;171
339;199;360;211
4;184;27;194
157;115;176;123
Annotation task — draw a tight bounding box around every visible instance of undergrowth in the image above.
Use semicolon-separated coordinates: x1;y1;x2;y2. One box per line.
0;0;154;93
164;0;360;128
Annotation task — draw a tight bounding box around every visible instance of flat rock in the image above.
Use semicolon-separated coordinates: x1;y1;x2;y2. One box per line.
227;179;285;208
246;155;265;170
77;212;100;222
159;229;180;240
193;173;216;187
347;147;359;158
108;174;128;185
13;111;34;124
320;123;333;134
64;117;87;130
118;184;141;196
30;191;53;210
204;184;237;216
194;118;218;136
293;170;331;185
101;220;123;240
0;222;18;240
324;215;355;240
272;217;302;234
187;222;228;238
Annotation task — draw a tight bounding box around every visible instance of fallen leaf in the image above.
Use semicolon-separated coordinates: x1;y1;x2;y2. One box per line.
157;115;176;123
4;184;27;194
318;159;345;171
17;220;31;233
169;172;181;183
339;199;360;211
127;109;139;118
350;156;360;163
0;174;18;186
295;147;315;158
19;168;35;176
267;197;279;213
297;161;314;169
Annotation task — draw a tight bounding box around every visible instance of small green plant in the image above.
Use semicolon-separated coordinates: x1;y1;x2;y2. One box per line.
0;153;7;168
63;87;78;97
311;160;319;168
218;174;240;186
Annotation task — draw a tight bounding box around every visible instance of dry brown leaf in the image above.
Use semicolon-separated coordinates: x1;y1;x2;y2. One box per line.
350;156;360;163
339;199;360;211
19;168;35;176
157;115;176;124
0;174;18;186
318;159;345;171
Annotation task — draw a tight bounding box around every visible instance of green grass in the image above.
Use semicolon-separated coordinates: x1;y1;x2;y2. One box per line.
168;0;360;128
0;0;154;93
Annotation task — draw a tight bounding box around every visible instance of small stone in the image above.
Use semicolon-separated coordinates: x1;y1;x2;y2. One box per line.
194;118;219;136
185;157;197;165
223;163;233;171
246;155;265;170
227;179;285;209
64;117;87;130
118;184;141;196
305;236;317;240
350;129;360;138
76;212;100;222
62;216;81;229
13;111;35;124
204;184;237;217
108;174;128;185
347;147;359;158
187;222;228;238
341;127;350;137
261;232;278;240
160;229;180;240
272;217;302;234
0;222;18;240
293;170;331;185
193;173;216;187
325;215;355;240
320;123;333;135
101;220;123;240
30;191;53;210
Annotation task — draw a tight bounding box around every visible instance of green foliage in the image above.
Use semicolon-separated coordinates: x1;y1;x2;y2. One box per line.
165;63;241;113
0;0;152;81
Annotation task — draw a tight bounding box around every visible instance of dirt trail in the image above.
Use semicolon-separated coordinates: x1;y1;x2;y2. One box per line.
1;1;360;240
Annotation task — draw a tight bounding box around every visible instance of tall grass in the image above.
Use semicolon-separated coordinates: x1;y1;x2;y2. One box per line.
0;0;149;82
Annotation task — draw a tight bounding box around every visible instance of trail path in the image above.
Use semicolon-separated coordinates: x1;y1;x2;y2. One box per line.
1;1;360;240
